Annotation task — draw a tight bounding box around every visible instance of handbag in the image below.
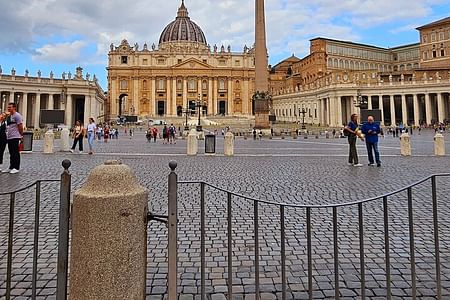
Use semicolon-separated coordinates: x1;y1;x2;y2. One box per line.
18;141;24;152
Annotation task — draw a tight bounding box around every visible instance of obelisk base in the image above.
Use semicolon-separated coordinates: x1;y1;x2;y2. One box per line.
254;113;270;130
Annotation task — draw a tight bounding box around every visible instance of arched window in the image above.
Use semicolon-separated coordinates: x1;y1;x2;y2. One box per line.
143;80;148;90
202;80;208;90
177;79;182;90
188;79;196;90
158;79;165;90
219;79;225;90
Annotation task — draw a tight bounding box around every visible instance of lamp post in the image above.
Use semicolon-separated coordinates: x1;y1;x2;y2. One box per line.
195;94;204;132
299;108;307;129
182;103;190;131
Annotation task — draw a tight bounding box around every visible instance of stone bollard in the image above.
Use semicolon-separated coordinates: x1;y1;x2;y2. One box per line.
60;128;70;152
69;160;148;300
187;129;198;156
224;132;234;156
434;133;446;156
43;131;54;153
400;133;412;156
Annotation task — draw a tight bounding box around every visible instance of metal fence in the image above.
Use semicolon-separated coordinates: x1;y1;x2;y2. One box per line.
1;160;71;300
164;161;450;300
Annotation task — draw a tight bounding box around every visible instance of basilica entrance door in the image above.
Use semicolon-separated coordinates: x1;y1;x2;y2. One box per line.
218;101;226;115
157;101;166;116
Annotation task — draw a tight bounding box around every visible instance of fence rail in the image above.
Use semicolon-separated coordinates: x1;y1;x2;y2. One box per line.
1;160;71;300
168;166;450;300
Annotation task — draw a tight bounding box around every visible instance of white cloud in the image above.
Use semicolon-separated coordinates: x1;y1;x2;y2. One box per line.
32;41;87;63
0;0;444;65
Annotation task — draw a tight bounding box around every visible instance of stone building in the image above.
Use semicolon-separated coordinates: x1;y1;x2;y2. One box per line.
0;67;106;128
272;17;450;127
107;0;256;120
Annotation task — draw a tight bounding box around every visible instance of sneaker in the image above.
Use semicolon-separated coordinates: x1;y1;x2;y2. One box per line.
2;169;11;173
79;151;83;154
368;163;375;166
348;162;353;166
9;169;19;174
70;149;74;153
353;163;363;167
377;163;382;167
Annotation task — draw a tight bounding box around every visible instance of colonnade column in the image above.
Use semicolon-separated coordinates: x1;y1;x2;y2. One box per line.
34;93;41;128
208;78;213;116
22;93;28;128
437;93;445;123
425;93;432;125
413;94;420;127
227;79;233;115
401;94;408;125
84;95;91;126
66;94;73;127
172;79;177;116
389;95;396;126
8;92;13;104
378;95;384;125
48;94;54;110
368;96;373;110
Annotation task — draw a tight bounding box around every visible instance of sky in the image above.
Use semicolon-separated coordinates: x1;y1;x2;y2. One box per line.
0;0;448;90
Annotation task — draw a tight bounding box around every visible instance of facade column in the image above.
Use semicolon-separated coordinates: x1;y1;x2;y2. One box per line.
379;95;384;125
48;94;54;109
227;79;233;115
213;77;218;115
133;78;139;116
425;93;432;125
151;77;156;116
66;94;73;127
8;91;13;104
166;77;171;116
389;95;396;126
437;93;445;123
172;78;177;116
208;78;213;116
182;78;188;111
368;96;373;110
335;97;342;127
21;93;28;128
34;93;41;129
413;94;420;126
243;79;249;115
401;94;408;125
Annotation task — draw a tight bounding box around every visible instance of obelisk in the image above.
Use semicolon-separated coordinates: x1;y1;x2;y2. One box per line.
254;0;270;130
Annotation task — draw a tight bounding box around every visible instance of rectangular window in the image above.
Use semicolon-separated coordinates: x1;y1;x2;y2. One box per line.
158;79;165;90
423;35;427;43
143;59;148;65
439;32;444;41
218;59;226;66
120;80;128;89
235;60;240;66
178;59;182;64
121;56;128;64
433;50;437;58
157;58;165;65
441;49;445;57
431;33;436;42
203;59;207;63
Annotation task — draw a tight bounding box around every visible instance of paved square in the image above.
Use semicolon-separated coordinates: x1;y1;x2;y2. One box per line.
1;129;449;299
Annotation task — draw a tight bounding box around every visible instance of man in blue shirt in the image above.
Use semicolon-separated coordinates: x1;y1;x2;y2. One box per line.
361;116;381;167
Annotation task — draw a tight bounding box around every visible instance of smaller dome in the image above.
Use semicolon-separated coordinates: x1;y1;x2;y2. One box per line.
159;0;207;46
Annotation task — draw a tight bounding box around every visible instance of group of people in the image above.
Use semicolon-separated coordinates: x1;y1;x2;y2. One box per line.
0;102;23;174
70;118;97;154
345;114;382;167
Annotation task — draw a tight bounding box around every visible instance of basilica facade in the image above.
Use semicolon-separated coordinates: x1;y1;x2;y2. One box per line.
107;1;256;120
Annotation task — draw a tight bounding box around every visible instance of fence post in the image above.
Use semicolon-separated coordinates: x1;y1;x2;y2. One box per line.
56;160;71;300
69;160;148;299
168;161;178;300
434;133;445;156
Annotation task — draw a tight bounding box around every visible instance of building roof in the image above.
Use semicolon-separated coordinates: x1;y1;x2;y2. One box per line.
272;54;300;69
416;17;450;30
310;37;419;52
159;0;207;46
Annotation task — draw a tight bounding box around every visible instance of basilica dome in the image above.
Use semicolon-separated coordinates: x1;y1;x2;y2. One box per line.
159;0;207;46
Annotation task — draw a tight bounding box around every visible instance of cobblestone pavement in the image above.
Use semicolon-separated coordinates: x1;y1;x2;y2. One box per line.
0;129;449;299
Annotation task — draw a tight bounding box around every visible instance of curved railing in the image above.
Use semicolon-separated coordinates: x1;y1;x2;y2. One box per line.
170;168;450;300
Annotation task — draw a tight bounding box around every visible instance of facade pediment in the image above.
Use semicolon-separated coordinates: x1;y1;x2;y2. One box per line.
172;58;212;70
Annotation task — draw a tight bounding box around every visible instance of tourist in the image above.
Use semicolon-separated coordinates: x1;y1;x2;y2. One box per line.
169;124;176;144
0;113;7;171
344;113;363;167
162;125;168;144
86;118;97;154
3;103;23;174
70;120;84;153
152;127;158;143
104;125;110;143
253;129;257;140
258;130;263;140
361;116;382;167
114;128;119;139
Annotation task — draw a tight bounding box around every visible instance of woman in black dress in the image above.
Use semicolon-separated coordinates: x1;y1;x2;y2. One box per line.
0;113;7;171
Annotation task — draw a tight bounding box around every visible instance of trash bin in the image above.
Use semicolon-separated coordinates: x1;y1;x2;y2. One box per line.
22;131;34;152
205;134;216;154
